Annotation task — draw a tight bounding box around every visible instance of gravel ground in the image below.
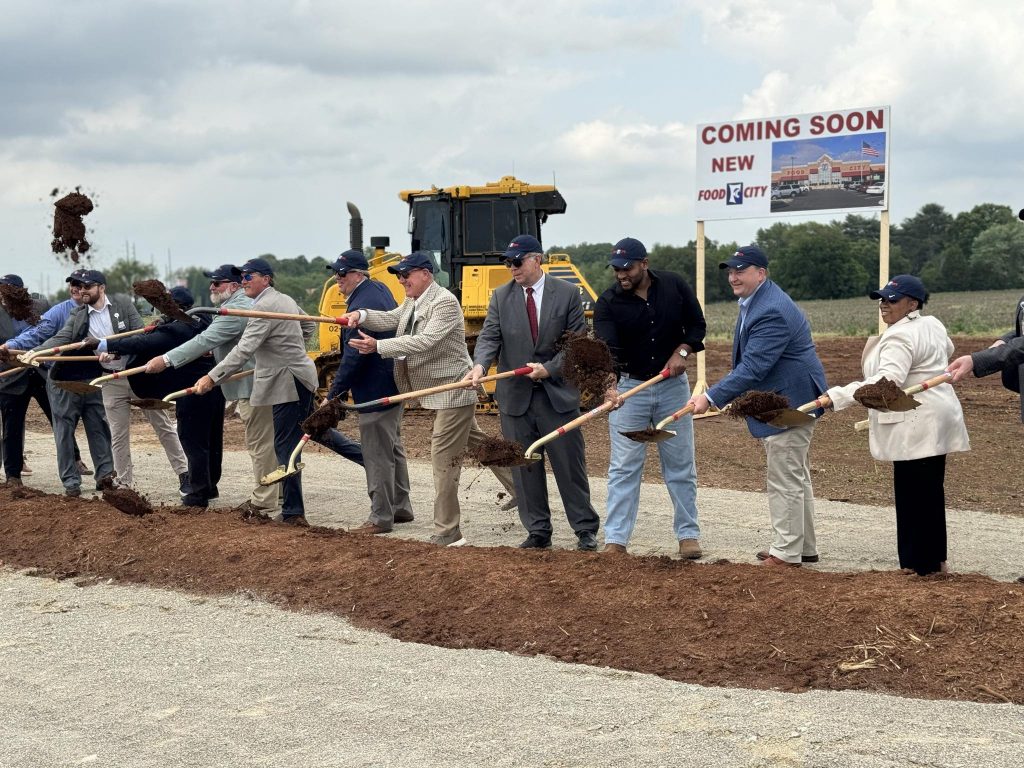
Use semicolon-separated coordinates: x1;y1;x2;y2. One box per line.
4;430;1024;767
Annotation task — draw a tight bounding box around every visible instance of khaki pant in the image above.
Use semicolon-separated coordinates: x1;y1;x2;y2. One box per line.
101;377;187;487
431;404;515;539
237;399;281;514
763;422;817;563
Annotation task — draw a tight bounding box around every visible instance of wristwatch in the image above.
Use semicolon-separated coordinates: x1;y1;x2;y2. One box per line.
677;348;689;359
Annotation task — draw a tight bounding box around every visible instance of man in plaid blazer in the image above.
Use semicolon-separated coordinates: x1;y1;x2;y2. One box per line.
345;251;515;547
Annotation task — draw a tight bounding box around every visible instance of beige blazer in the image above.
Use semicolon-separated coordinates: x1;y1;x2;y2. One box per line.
361;280;476;410
826;312;969;462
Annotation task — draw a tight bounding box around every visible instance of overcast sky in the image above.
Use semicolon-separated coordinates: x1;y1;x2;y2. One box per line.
2;0;1022;294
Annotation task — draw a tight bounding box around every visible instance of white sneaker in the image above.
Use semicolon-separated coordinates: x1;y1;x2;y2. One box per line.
20;460;32;476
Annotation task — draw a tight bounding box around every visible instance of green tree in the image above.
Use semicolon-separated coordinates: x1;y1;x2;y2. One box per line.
765;222;867;300
892;204;953;274
969;223;1024;290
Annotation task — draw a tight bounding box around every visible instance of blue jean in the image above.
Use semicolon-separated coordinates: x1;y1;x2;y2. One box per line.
605;374;699;545
312;426;364;466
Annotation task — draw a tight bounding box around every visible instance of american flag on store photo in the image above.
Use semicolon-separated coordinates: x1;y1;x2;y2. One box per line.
861;140;880;157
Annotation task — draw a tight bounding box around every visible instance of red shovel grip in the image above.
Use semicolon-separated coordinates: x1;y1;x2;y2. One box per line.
512;366;534;376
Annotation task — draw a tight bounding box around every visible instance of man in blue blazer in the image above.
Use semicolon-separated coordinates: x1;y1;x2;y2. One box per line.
689;245;827;567
325;250;414;534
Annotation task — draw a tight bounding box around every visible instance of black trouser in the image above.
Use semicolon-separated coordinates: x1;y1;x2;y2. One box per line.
176;386;225;505
273;378;315;518
892;454;947;576
0;370;80;479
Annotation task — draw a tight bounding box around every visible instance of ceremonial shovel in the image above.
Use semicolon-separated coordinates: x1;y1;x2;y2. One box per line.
259;367;536;486
621;402;697;443
189;307;351;325
56;365;149;395
16;324;159;367
523;369;672;461
130;370;255;410
0;356;102;378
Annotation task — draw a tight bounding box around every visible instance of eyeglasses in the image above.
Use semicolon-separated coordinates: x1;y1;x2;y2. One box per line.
504;257;525;268
69;281;85;289
334;270;349;278
209;280;229;287
241;273;261;282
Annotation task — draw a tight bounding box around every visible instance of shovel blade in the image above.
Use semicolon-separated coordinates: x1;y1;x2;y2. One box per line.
130;398;174;410
767;409;817;428
259;462;305;486
621;428;676;443
55;380;101;395
877;392;922;412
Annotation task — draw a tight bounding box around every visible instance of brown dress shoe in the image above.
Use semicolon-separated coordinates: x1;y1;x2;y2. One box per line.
350;521;391;535
678;538;702;559
603;543;628;554
757;550;819;563
761;554;801;567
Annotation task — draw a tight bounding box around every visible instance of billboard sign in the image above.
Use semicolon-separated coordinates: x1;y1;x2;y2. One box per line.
694;106;890;221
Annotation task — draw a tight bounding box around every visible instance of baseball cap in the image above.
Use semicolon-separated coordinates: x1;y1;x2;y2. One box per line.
169;286;195;308
239;257;274;276
719;245;769;270
608;238;648;269
0;274;24;287
65;269;88;284
327;249;370;274
503;235;543;260
203;264;243;282
387;251;435;275
76;269;106;286
869;275;927;303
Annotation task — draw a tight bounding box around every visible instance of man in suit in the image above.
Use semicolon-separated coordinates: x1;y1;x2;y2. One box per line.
594;238;707;558
194;258;318;525
688;245;828;567
143;264;282;517
344;251;516;547
326;249;414;535
465;235;600;551
948;294;1024;421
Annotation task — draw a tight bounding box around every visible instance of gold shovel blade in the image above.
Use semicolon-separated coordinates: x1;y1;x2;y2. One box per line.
766;409;818;428
259;461;305;486
621;428;676;443
55;380;101;395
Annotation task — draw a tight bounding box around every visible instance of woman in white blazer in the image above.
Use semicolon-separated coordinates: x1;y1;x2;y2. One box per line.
826;275;969;576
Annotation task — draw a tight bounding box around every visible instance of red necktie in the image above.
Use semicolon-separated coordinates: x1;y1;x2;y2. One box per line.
526;286;538;344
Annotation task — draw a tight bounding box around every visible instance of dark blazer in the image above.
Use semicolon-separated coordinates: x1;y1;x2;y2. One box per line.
327;278;400;413
706;279;828;439
972;294;1024;421
473;274;587;416
105;316;215;399
35;295;143;382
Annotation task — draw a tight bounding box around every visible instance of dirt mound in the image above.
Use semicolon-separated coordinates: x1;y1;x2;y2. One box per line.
557;332;616;408
472;436;527;467
729;390;791;422
132;280;193;324
51;192;93;261
1;484;1021;705
301;398;348;436
855;377;907;409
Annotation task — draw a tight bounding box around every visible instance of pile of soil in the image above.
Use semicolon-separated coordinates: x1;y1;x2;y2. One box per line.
729;390;791;421
0;284;41;325
51;192;93;260
855;377;908;409
301;398;348;436
132;280;193;324
557;332;616;408
1;484;1021;705
472;436;527;467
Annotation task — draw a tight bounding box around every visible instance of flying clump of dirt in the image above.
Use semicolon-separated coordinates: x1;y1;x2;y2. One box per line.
51;191;94;262
99;476;154;517
472;436;528;467
0;284;40;325
132;280;194;324
854;378;906;410
557;332;616;408
730;390;791;422
301;398;348;436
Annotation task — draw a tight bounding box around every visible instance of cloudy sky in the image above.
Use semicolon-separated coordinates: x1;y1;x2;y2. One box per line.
2;0;1022;294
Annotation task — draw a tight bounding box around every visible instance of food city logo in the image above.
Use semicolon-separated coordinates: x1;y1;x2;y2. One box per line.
698;182;767;204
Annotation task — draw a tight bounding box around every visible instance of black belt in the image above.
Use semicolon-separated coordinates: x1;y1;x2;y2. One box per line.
623;371;661;381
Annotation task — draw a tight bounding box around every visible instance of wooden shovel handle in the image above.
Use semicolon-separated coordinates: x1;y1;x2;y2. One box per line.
23;324;158;359
194;307;348;325
655;403;696;430
352;366;534;409
903;372;953;396
89;365;149;385
162;370;255;403
795;394;833;414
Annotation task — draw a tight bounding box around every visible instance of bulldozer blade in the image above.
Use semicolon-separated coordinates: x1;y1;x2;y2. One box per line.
766;409;818;428
55;380;101;395
259;462;305;486
130;398;174;411
621;428;677;443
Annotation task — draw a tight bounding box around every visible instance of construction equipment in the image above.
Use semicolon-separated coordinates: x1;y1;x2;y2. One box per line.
314;176;600;409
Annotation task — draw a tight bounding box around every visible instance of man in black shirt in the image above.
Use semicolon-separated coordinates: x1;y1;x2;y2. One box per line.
593;238;706;558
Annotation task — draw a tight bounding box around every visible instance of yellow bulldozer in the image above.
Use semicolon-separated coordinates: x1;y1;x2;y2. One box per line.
314;176;599;407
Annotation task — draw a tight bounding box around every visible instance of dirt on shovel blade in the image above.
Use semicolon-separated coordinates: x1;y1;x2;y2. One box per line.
472;436;527;467
129;398;170;410
729;390;791;422
301;398;347;436
557;332;616;408
0;284;41;325
854;377;906;409
621;427;665;442
51;192;94;261
101;485;154;517
132;280;193;324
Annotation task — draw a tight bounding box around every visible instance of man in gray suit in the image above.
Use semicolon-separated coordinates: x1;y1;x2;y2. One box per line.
194;258;318;525
466;235;600;551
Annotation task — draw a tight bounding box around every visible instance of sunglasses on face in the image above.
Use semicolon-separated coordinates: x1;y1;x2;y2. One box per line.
334;270;350;278
210;280;229;287
69;281;85;289
241;273;262;282
504;257;526;268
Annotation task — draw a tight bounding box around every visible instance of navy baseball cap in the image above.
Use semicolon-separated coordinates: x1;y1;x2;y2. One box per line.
169;286;195;308
720;244;768;270
870;275;927;302
503;235;543;260
65;269;88;284
387;251;435;275
327;249;370;274
203;264;243;282
76;269;106;286
608;237;648;269
239;257;274;276
0;274;24;287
